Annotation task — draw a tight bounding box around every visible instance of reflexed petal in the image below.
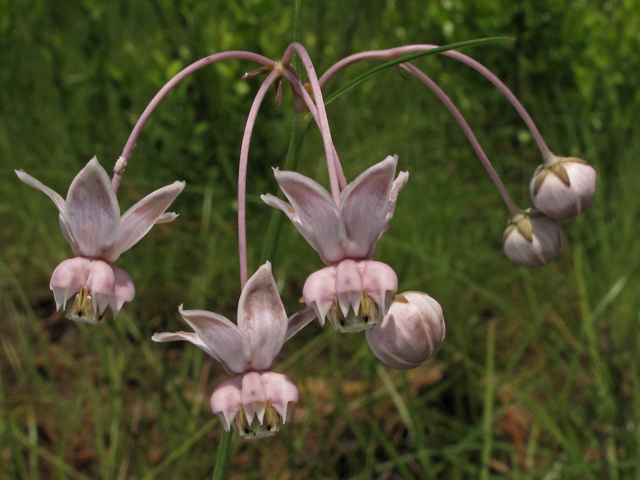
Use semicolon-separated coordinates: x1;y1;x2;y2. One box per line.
260;194;318;249
15;169;66;214
50;257;91;310
302;266;337;324
260;372;299;423
241;372;267;425
58;214;80;254
335;259;363;317
178;305;251;374
210;375;243;431
105;181;185;261
272;169;346;264
155;212;179;224
381;170;409;234
151;331;218;359
285;306;317;341
339;156;398;259
358;260;398;316
86;260;115;316
109;265;135;317
237;262;287;371
64;157;120;257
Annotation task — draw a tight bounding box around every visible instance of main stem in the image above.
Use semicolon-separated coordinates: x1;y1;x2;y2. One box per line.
212;430;232;480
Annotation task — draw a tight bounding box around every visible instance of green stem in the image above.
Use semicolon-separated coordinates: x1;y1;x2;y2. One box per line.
261;114;309;264
212;430;233;480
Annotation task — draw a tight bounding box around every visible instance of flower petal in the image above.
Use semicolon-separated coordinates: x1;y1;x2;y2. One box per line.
49;257;91;310
302;266;337;324
335;259;363;317
210;375;243;431
105;181;185;261
64;157;120;257
86;260;116;317
381;170;409;235
151;331;219;359
260;372;299;423
109;265;135;317
358;260;398;316
285;305;317;341
237;262;287;371
260;194;318;249
339;155;398;259
15;169;66;214
178;305;251;374
242;372;267;425
272;169;346;264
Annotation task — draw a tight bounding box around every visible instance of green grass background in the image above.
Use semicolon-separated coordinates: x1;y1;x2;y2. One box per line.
1;0;639;478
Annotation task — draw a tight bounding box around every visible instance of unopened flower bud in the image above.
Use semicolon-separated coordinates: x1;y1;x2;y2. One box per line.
365;292;445;370
503;209;562;268
530;156;596;220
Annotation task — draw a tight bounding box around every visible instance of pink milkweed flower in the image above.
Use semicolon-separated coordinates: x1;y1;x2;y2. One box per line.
152;262;299;439
15;157;185;323
261;155;408;333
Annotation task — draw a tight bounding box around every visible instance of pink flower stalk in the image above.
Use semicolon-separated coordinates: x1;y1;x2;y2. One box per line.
152;263;299;439
16;157;185;323
262;155;408;332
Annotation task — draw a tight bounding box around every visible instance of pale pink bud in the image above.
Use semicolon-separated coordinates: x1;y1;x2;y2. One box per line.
530;156;596;220
365;292;445;370
502;209;562;268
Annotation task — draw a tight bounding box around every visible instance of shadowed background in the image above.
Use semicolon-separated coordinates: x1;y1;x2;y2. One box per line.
1;0;639;478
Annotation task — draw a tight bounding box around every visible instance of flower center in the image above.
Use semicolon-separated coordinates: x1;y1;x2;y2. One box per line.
233;404;281;439
329;291;378;333
65;288;104;324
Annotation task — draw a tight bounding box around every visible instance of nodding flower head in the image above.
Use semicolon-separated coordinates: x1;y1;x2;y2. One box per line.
366;292;446;370
503;209;563;268
261;155;408;265
530;155;596;220
152;263;299;438
16;157;184;321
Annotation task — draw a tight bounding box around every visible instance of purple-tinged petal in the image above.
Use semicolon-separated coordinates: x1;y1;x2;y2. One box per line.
260;372;299;423
335;259;363;317
58;214;81;254
210;375;243;431
358;260;398;316
237;262;287;371
178;305;251;374
151;331;218;359
285;306;317;342
86;260;115;317
109;265;135;317
302;266;337;325
50;257;91;310
64;157;120;257
105;181;185;262
15;169;66;214
261;194;318;250
381;170;409;235
339;156;398;259
155;212;179;224
272;169;347;264
241;372;267;425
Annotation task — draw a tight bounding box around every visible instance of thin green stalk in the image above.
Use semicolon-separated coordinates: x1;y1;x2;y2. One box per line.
212;430;233;480
480;321;496;480
324;37;509;106
261;114;309;264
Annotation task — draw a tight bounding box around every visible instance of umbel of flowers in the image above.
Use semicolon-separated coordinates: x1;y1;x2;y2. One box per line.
16;38;596;444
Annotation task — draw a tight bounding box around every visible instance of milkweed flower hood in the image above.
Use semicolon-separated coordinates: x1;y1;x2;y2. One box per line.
16;157;185;322
152;262;299;439
262;155;408;333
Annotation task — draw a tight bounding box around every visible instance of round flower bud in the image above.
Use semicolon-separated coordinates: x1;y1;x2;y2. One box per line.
503;209;562;268
530;156;596;220
365;292;445;370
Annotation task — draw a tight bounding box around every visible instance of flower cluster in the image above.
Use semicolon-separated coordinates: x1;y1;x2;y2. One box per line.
16;39;595;443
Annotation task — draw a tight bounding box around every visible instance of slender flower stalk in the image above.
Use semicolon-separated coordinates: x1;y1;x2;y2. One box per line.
401;63;520;214
282;43;342;203
238;70;282;287
319;44;554;163
113;51;275;193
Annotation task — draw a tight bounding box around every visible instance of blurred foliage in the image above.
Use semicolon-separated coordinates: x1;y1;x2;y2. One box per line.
1;0;640;478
